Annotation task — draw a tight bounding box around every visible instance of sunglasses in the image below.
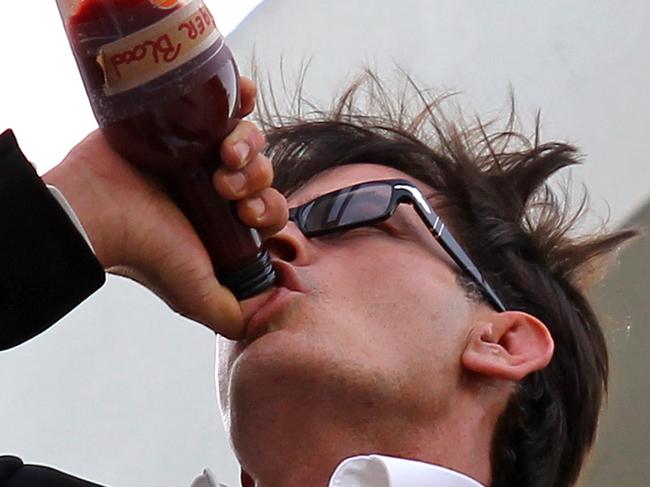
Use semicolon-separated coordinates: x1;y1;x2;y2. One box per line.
288;178;506;312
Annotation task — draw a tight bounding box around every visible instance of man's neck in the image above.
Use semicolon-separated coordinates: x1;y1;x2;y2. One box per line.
234;405;494;487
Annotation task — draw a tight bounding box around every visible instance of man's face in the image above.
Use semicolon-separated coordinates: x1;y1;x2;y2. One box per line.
217;163;481;455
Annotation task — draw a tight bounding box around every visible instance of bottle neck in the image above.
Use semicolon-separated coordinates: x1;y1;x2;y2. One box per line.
172;164;276;299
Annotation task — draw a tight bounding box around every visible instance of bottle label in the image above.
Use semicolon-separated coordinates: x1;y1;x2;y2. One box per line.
97;0;223;95
148;0;183;8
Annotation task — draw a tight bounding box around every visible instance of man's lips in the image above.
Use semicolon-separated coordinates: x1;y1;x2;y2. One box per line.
240;260;306;341
244;287;298;341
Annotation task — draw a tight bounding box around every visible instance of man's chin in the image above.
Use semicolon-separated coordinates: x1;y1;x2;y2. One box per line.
222;328;331;397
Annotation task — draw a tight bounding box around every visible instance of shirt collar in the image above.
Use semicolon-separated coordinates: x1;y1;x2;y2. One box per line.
191;454;485;487
329;455;484;487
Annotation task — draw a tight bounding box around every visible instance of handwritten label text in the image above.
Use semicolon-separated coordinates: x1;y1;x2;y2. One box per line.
98;1;222;95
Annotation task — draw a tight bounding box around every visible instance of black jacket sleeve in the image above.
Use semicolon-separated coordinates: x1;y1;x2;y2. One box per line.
0;456;106;486
0;130;109;485
0;128;105;349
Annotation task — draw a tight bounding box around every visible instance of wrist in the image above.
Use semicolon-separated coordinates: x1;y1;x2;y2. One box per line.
43;161;116;269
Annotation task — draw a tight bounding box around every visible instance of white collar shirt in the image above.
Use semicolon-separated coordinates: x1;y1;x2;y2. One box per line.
191;454;484;487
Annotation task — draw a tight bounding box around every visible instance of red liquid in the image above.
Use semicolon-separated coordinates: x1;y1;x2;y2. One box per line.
66;0;275;298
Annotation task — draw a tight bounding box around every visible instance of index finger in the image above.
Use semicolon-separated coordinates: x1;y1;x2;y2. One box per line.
237;76;257;118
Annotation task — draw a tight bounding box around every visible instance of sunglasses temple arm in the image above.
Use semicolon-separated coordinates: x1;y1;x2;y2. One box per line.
438;229;506;311
419;210;507;312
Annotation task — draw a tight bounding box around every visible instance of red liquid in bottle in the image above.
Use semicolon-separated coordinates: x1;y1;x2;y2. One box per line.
65;0;275;299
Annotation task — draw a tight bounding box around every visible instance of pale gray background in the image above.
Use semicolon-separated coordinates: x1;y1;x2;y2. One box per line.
1;1;648;486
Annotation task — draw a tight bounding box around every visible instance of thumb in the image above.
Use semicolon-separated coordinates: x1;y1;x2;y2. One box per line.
176;277;245;339
111;250;245;339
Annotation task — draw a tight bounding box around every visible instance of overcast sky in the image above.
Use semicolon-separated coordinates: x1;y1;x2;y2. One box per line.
0;0;263;174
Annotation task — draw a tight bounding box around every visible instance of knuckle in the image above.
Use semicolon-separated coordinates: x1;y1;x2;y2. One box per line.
263;189;289;225
213;168;245;198
246;155;273;189
260;160;274;187
221;122;265;168
237;199;257;224
252;128;267;149
225;121;253;145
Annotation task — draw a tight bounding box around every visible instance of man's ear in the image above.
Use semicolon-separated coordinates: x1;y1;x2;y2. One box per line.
461;312;554;381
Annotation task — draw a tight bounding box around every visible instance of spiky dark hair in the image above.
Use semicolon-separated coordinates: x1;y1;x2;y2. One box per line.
255;70;637;487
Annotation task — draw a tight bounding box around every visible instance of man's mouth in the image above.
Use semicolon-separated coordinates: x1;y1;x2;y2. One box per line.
239;260;307;342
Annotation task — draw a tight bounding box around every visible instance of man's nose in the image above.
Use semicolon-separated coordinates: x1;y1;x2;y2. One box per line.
264;221;313;265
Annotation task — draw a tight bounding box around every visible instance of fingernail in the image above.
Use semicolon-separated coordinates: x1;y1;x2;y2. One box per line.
249;197;266;219
224;171;247;194
233;142;250;165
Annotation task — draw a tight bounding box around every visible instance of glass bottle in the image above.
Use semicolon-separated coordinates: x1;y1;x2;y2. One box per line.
56;0;276;299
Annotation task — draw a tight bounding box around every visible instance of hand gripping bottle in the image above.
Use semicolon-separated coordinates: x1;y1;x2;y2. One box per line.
56;0;276;299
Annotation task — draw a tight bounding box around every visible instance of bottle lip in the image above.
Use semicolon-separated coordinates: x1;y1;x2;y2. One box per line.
220;251;277;300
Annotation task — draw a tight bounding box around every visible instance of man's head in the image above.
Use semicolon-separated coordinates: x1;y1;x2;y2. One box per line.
216;73;636;487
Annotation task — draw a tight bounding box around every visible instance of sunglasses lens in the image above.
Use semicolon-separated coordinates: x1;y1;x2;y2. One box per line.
302;184;393;234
